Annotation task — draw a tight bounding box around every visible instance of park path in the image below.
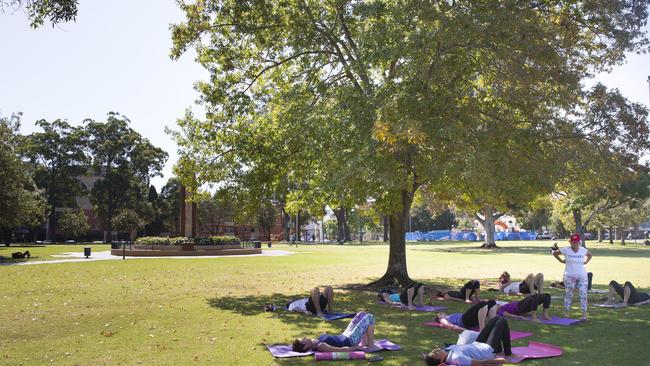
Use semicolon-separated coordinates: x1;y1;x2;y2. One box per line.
2;249;295;266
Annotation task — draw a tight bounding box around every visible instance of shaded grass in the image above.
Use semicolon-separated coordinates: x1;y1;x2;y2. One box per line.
0;241;648;365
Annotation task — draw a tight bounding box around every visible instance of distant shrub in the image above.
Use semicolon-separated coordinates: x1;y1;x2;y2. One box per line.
134;237;193;246
134;236;240;246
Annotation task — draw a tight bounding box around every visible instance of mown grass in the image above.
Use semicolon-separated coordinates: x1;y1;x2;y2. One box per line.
0;240;649;365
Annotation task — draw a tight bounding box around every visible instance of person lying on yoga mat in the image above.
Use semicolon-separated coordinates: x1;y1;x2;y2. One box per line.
498;272;544;295
292;311;375;352
379;283;425;310
433;300;497;331
282;286;334;316
605;280;650;306
435;280;481;303
496;293;552;322
423;317;512;366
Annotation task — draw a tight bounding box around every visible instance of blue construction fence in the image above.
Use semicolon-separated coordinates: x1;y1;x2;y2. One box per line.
405;230;538;241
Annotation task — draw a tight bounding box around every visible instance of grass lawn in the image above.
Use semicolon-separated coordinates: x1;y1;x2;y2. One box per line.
1;240;649;365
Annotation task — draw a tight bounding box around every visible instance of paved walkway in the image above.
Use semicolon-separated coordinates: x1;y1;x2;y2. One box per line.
3;249;296;266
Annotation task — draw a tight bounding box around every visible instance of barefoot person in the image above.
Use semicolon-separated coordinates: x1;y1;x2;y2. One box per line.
292;311;375;352
497;294;552;322
552;233;592;320
433;300;497;331
605;280;650;306
285;286;334;316
380;283;425;310
498;272;544;295
435;280;481;303
423;317;512;366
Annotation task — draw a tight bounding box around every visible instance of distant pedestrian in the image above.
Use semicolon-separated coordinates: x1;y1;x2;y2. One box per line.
311;233;316;243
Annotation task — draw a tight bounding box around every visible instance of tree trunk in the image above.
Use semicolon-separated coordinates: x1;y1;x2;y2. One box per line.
383;215;389;242
597;228;602;242
608;226;614;244
476;206;499;248
283;211;290;241
344;208;351;241
620;226;626;245
369;189;414;287
572;209;586;247
296;212;301;241
335;207;346;243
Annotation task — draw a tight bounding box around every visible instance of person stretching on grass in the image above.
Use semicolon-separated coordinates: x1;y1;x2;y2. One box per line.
423;317;512;366
433;300;497;331
552;233;592;320
605;280;650;307
435;280;481;303
379;283;425;310
496;293;552;322
498;272;544;295
282;286;335;316
292;311;375;352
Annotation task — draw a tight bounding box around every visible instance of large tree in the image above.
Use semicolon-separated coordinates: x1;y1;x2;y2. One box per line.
86;113;167;243
171;1;649;285
0;113;46;244
553;85;650;245
24;119;88;241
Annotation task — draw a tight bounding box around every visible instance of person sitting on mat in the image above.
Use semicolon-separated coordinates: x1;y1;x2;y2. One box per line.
604;280;650;306
496;293;552;322
423;317;512;366
379;283;425;310
433;300;497;331
498;272;544;295
292;311;375;352
435;280;481;304
282;286;334;316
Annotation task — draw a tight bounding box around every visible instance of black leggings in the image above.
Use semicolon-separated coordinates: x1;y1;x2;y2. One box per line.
610;280;650;304
399;283;423;304
459;280;480;300
476;317;512;355
461;300;496;328
516;293;551;313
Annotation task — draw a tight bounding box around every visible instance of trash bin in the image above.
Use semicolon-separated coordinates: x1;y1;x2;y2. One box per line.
253;240;262;249
267;242;272;248
84;247;91;258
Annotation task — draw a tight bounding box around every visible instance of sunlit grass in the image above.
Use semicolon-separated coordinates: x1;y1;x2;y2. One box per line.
0;240;648;365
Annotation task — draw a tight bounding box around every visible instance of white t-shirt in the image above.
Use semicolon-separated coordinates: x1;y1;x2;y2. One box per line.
560;246;589;277
502;282;522;294
288;298;308;312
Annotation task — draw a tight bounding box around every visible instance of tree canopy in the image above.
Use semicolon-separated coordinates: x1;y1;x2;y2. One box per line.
171;0;649;285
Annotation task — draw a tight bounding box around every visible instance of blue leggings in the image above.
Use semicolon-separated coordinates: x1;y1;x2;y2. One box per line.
342;311;375;346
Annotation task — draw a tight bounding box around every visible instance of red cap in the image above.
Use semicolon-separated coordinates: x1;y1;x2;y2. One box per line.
569;234;581;243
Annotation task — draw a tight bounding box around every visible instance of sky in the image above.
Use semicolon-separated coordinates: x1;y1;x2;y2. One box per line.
1;2;649;189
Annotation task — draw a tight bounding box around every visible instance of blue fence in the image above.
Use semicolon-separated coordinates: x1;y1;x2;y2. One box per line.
406;230;538;241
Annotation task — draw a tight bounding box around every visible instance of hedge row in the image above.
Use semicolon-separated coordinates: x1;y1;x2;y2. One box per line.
134;236;241;246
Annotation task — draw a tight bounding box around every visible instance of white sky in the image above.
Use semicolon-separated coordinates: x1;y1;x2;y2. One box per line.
1;2;649;189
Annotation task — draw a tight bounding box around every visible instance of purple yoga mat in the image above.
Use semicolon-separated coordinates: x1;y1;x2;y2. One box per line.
266;339;400;358
520;315;585;326
421;322;533;341
505;341;563;363
377;301;446;312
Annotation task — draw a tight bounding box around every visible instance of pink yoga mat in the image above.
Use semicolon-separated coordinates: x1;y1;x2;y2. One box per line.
421;322;533;341
505;341;563;363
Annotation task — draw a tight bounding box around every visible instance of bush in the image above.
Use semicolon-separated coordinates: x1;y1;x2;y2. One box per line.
134;237;193;246
134;236;241;246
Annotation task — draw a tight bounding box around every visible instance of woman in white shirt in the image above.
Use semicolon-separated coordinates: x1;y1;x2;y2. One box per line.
552;234;592;320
